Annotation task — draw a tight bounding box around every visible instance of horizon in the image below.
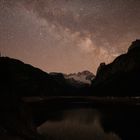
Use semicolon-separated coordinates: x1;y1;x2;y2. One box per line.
0;55;95;75
1;0;140;73
0;39;135;76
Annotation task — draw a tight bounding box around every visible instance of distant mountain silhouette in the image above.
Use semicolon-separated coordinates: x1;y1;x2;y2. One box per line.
0;57;89;97
91;40;140;96
1;40;140;139
0;57;89;139
1;40;140;98
64;70;95;85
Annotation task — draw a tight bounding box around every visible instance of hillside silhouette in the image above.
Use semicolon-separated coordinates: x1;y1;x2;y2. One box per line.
0;40;140;139
0;57;89;97
0;57;88;139
91;40;140;96
1;40;140;97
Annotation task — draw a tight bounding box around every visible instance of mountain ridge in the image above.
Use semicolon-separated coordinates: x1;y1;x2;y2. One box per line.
64;70;95;84
0;40;140;139
0;56;89;97
91;39;140;96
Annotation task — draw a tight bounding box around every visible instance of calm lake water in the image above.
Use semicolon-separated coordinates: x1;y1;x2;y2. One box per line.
36;101;140;140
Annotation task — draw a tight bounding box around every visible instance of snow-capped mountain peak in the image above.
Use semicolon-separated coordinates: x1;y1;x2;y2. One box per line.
65;70;95;84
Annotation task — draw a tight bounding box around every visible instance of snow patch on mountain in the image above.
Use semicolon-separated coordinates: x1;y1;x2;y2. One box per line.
65;71;95;84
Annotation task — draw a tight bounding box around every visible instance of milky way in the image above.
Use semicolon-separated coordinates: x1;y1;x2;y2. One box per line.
0;0;140;73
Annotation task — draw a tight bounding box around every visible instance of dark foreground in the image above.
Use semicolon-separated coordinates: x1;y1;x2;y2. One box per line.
23;96;140;140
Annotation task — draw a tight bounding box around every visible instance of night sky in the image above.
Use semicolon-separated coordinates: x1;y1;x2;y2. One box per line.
0;0;140;74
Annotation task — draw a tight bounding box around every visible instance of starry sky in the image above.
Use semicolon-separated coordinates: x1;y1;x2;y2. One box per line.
0;0;140;74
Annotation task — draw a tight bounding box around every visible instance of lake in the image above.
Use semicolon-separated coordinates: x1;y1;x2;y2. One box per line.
25;96;140;140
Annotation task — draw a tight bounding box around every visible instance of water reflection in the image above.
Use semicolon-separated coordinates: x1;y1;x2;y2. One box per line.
38;109;121;140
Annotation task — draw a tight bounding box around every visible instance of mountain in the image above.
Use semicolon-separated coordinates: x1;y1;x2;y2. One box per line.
49;72;89;88
0;56;90;140
64;70;95;85
0;57;89;97
91;40;140;96
0;40;140;139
